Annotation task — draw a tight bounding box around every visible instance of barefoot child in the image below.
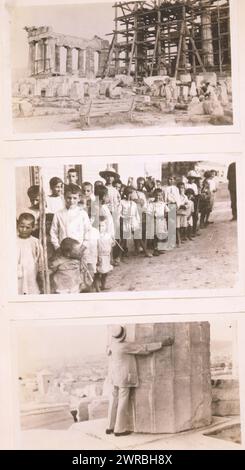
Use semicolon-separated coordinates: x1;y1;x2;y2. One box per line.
17;213;43;295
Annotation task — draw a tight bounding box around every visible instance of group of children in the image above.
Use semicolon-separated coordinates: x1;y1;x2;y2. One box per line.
17;167;218;295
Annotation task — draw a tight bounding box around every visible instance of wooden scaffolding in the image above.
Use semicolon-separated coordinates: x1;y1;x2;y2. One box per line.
103;0;231;80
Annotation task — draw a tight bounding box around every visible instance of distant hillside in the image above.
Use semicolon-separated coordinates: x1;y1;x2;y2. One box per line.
211;340;232;364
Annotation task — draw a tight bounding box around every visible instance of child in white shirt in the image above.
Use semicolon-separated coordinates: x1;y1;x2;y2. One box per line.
164;176;181;207
120;186;144;256
185;189;195;241
94;216;115;292
50;184;91;251
46;177;65;215
176;183;189;246
17;213;43;295
96;186;115;239
150;189;169;256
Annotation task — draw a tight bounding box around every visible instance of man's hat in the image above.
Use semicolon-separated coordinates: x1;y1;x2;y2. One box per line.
187;170;202;179
111;325;126;342
99;166;120;180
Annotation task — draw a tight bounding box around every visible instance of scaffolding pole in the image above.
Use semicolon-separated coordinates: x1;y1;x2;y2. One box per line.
39;168;50;295
105;0;231;80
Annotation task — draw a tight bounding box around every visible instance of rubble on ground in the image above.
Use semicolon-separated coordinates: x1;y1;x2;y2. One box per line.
12;71;233;125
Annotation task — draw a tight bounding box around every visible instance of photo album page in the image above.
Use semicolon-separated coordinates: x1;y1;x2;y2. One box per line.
0;0;245;460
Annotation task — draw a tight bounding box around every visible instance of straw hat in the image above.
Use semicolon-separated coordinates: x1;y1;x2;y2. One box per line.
111;325;126;342
187;170;202;179
99;166;120;180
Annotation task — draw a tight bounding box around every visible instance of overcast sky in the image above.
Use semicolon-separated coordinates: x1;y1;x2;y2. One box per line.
10;2;114;71
16;321;235;375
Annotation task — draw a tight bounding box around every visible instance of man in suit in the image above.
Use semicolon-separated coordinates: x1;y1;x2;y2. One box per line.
106;325;174;436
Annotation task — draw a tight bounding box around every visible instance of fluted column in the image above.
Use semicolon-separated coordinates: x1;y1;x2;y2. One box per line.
28;41;36;76
55;44;61;74
49;38;56;73
85;47;95;78
201;0;214;67
78;48;85;77
36;40;45;74
97;49;108;77
66;46;73;74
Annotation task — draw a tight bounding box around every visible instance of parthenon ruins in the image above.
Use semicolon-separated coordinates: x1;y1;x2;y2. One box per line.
25;26;109;78
12;0;232;128
24;0;230;82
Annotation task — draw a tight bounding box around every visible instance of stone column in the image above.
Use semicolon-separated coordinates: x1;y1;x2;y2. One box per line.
37;40;45;74
28;41;36;76
78;49;85;77
48;38;56;74
85;47;95;78
97;49;108;77
201;0;214;67
124;322;212;433
55;44;61;74
43;40;48;72
66;46;73;74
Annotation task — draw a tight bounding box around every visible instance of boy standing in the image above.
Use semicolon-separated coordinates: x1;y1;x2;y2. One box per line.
67;168;81;187
50;184;91;252
164;176;180;207
17;213;43;295
99;167;121;214
81;181;96;220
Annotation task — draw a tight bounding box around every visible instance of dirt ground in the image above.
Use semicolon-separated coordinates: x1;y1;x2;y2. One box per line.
13;108;213;133
106;184;238;292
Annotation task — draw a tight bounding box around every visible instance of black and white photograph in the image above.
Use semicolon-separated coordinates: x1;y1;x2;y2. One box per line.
15;156;238;296
9;0;235;135
13;319;242;450
1;0;245;458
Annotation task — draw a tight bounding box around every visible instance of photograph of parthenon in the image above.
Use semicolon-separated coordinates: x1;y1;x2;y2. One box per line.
10;0;234;133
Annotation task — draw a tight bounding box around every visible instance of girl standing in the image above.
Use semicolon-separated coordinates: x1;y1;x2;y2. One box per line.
94;216;114;292
150;189;169;256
